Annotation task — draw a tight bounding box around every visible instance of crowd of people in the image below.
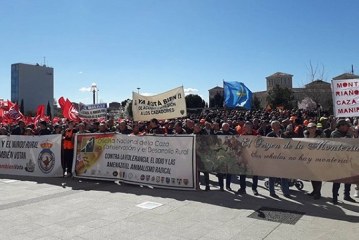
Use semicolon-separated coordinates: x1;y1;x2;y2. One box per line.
1;108;359;205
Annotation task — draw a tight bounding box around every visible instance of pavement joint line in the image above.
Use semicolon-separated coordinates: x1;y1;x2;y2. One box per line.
262;222;282;239
0;189;80;211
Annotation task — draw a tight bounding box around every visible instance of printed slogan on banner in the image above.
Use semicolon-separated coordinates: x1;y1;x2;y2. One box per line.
132;86;187;121
74;133;196;190
0;135;63;177
332;78;359;117
196;135;359;183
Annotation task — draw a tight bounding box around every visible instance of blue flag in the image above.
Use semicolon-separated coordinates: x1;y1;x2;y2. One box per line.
223;81;252;109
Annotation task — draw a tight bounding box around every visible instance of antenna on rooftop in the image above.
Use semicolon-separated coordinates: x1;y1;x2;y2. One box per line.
43;56;46;66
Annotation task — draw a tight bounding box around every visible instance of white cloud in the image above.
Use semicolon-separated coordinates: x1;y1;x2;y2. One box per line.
184;88;199;95
79;87;91;92
78;71;83;74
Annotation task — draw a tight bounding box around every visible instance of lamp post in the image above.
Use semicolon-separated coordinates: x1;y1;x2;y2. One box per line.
91;83;97;104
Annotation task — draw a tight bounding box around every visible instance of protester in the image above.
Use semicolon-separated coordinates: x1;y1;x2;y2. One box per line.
117;120;132;134
193;122;211;191
331;119;356;204
216;122;233;191
63;121;77;177
38;121;51;135
148;118;165;134
266;120;291;198
304;122;323;200
238;121;259;196
11;120;25;135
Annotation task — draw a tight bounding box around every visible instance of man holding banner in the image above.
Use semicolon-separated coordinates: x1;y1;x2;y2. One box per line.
331;119;356;204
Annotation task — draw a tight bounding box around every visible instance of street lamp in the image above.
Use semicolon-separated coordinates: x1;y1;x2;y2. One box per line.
90;83;97;104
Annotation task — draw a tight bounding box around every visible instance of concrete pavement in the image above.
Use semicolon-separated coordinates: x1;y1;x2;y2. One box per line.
0;174;358;240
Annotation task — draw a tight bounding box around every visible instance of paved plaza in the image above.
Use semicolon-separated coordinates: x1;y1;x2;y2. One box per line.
0;174;358;240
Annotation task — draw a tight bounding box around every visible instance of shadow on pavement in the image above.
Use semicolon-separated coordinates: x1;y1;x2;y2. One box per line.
1;173;358;223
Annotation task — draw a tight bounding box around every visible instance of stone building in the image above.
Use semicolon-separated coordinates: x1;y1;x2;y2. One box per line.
208;72;359;111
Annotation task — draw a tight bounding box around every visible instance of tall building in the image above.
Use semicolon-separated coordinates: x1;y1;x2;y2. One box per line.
11;63;54;115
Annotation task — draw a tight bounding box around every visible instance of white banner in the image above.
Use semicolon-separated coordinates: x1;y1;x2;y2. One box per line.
132;86;187;121
0;135;63;177
73;133;196;190
332;78;359;117
78;103;107;120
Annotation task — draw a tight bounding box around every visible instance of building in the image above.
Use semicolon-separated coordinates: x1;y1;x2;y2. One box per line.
11;63;54;115
208;86;224;107
208;71;355;111
266;72;293;90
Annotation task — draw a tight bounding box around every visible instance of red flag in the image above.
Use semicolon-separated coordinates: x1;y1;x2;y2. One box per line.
36;105;45;118
59;97;80;122
0;100;14;111
58;97;66;110
24;116;35;126
52;117;60;124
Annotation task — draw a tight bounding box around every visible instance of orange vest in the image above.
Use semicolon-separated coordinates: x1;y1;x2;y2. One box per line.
63;129;74;150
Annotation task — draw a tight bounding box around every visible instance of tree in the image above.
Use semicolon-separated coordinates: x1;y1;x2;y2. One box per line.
20;99;24;113
266;85;294;109
125;100;133;118
252;95;261;110
307;60;325;82
209;92;224;108
121;99;130;108
47;101;52;119
185;94;205;109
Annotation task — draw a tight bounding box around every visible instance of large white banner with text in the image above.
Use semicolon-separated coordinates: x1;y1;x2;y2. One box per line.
332;78;359;117
74;133;196;190
0;135;63;177
132;86;187;121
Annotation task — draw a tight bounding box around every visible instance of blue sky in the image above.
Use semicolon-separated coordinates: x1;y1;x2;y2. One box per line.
0;0;358;105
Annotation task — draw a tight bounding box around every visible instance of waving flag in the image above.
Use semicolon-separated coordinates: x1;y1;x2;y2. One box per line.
58;97;81;122
223;81;252;109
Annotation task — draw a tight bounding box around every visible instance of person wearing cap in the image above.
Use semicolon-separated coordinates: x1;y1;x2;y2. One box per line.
304;122;323;200
24;127;34;136
331;119;356;204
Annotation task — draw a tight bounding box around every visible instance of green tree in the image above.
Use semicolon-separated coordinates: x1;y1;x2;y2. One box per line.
185;94;205;108
47;101;52;118
126;100;133;118
266;85;294;109
210;92;224;108
20;99;24;113
121;99;130;108
252;95;261;110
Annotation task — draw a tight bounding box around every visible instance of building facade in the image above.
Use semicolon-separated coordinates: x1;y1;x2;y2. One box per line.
11;63;54;115
208;71;357;112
